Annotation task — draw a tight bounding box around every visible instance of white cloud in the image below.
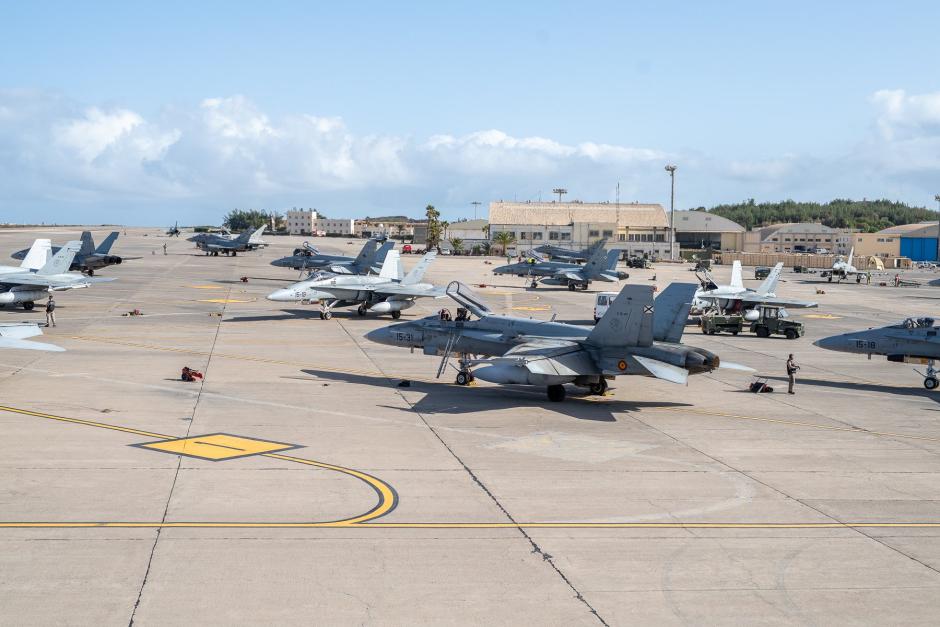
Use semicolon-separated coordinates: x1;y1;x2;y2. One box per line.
872;89;940;140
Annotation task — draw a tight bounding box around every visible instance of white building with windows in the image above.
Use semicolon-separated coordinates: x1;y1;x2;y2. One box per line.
488;200;674;258
315;217;356;236
286;209;318;235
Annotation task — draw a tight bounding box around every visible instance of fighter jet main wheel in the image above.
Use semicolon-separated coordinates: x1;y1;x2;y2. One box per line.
456;372;472;386
357;304;367;316
531;281;538;289
87;269;94;276
925;377;938;390
23;301;34;311
391;310;402;319
547;384;566;402
568;283;576;291
589;379;608;395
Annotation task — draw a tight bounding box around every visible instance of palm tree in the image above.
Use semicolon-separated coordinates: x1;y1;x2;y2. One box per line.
491;231;516;256
449;237;464;255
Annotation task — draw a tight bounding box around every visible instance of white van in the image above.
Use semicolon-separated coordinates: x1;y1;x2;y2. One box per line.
593;292;618;323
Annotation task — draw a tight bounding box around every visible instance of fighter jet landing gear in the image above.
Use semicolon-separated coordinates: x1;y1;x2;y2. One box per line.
924;360;938;390
588;378;608;395
455;371;474;385
22;301;34;311
319;300;339;320
568;283;576;291
357;304;368;316
530;280;538;289
391;310;402;319
547;384;566;402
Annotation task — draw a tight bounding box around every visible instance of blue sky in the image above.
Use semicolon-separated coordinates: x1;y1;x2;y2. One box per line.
2;1;940;224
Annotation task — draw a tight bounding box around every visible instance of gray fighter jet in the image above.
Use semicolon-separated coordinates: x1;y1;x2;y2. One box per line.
693;261;817;315
266;250;443;319
11;231;136;275
0;240;115;310
815;317;940;389
365;281;750;401
188;225;267;255
493;242;626;290
271;239;394;274
533;238;607;263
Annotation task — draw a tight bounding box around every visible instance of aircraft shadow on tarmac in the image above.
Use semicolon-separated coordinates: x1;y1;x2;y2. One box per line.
762;375;940;403
299;368;691;422
226;308;322;322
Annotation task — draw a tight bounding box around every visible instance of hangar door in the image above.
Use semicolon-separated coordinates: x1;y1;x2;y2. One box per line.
900;237;938;262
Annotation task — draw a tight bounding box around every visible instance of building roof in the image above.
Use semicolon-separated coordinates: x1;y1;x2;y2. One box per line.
448;219;488;231
673;211;744;233
877;222;938;237
489;201;668;228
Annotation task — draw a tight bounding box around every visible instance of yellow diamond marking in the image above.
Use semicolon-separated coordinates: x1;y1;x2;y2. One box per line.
135;433;300;461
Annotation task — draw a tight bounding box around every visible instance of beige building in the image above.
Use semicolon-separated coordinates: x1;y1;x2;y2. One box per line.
488;201;675;257
444;219;489;249
743;223;854;255
355;221;415;240
285;209;318;235
673;211;745;251
315;218;355;236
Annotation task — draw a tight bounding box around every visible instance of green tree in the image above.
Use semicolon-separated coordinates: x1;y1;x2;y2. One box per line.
706;198;934;232
448;237;464;254
223;209;270;231
425;204;442;247
491;231;516;255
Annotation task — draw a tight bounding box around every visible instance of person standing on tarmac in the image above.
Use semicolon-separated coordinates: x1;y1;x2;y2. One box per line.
45;296;56;328
786;354;799;394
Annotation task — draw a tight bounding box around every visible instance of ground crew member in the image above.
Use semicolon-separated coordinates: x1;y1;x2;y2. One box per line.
45;296;56;328
786;353;799;394
163;242;167;255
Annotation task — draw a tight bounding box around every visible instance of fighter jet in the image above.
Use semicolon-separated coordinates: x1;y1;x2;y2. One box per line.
814;317;940;389
0;323;64;352
188;225;267;255
693;261;817;315
533;238;607;263
492;242;627;290
823;247;864;283
166;221;181;237
271;239;395;275
0;240;115;310
365;281;750;401
11;231;136;275
266;250;443;319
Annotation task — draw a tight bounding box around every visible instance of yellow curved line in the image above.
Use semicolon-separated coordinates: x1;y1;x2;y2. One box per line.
2;521;939;529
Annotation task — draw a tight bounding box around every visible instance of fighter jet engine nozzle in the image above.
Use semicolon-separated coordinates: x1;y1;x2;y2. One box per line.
368;300;416;313
0;290;49;304
103;256;122;265
684;348;720;374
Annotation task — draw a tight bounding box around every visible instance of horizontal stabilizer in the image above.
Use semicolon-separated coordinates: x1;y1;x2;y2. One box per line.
634;355;688;384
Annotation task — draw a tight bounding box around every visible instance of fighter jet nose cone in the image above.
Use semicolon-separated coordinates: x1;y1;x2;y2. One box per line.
364;328;389;345
266;290;289;302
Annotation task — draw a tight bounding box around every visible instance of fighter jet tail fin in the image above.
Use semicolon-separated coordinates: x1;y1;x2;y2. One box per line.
355;239;380;271
402;251;436;285
730;260;744;290
19;239;52;270
587;284;654;347
79;231;96;256
756;262;784;296
94;231;119;255
848;246;854;268
653;283;697;343
604;249;620;273
379;250;401;280
582;240;611;279
37;241;81;276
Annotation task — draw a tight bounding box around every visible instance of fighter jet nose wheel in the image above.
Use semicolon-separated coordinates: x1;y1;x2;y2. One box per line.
568;283;576;291
455;371;473;386
357;304;367;316
320;311;332;320
531;281;538;289
925;377;938;390
547;384;566;402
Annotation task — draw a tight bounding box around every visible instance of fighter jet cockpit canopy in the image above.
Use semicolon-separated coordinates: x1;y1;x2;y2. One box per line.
900;317;936;329
446;281;492;319
305;270;336;282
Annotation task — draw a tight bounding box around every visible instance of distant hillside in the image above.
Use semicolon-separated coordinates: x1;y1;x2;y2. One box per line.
361;215;421;223
699;199;936;233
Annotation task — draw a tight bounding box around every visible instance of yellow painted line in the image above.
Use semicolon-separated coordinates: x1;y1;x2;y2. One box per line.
0;405;397;526
1;521;939;529
184;285;225;290
649;407;940;443
803;314;842;319
511;306;551;312
197;298;256;304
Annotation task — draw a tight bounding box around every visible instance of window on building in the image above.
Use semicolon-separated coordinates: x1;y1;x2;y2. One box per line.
618;234;626;241
589;230;600;237
549;231;560;240
519;232;530;240
655;234;665;242
772;237;778;242
531;232;543;240
560;233;571;241
602;229;614;237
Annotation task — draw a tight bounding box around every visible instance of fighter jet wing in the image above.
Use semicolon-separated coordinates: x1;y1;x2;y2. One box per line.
2;274;116;289
555;271;585;282
376;285;447;298
743;294;818;308
472;340;599;377
0;323;64;352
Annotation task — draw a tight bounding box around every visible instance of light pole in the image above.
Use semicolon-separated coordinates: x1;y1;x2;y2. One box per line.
665;165;677;260
471;201;481;220
552;188;567;203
